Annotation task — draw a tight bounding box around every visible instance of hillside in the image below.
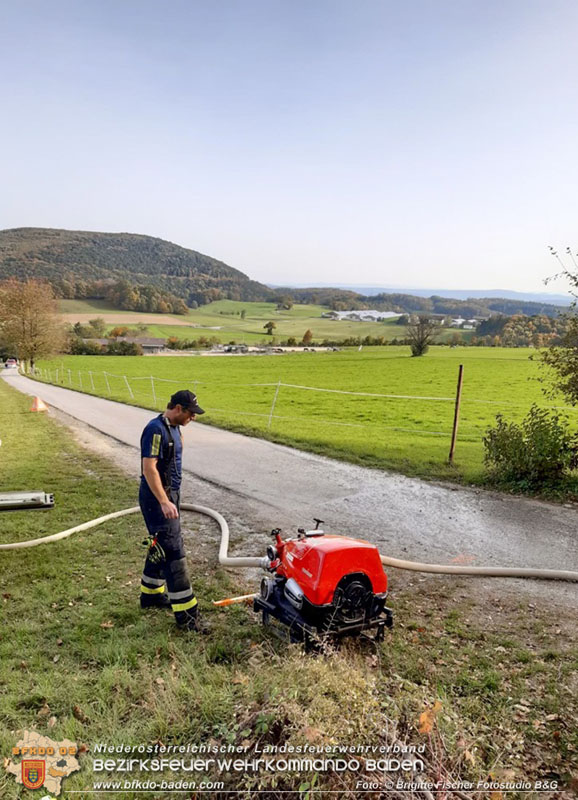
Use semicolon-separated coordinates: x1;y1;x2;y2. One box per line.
0;227;271;305
0;227;568;317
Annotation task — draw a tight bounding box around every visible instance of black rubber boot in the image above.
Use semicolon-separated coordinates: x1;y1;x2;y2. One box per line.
176;607;210;634
140;593;171;609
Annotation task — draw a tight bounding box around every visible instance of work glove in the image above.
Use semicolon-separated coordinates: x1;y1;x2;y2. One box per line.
142;536;166;565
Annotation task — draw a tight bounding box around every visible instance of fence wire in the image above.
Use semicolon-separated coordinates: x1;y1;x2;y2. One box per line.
27;365;577;453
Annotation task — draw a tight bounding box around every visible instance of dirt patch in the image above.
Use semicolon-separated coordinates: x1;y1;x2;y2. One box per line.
61;313;194;325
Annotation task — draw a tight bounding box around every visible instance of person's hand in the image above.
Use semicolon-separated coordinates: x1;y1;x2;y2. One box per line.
160;501;179;519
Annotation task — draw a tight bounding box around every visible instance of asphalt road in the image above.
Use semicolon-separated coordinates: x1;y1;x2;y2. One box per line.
4;370;578;609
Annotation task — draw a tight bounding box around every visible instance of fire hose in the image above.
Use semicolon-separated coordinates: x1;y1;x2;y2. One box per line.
1;503;577;582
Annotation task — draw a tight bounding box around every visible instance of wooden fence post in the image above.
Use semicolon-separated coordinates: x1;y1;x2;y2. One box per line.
448;364;464;464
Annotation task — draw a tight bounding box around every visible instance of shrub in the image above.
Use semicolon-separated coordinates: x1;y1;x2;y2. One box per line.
68;336;105;355
483;405;578;490
105;340;143;356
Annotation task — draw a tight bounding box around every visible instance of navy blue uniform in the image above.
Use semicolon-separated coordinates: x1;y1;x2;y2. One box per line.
140;415;183;553
139;414;198;625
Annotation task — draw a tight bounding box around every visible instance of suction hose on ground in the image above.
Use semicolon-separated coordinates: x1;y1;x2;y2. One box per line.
0;504;263;567
1;504;577;582
378;554;578;582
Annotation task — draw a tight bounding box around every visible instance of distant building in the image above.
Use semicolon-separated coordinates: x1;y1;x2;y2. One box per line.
450;318;479;329
323;310;401;322
85;336;167;354
121;337;167;353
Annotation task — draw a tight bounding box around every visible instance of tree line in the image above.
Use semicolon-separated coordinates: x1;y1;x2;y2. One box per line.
273;287;566;318
471;314;568;347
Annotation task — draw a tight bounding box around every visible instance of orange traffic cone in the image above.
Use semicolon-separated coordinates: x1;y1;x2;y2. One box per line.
30;396;48;412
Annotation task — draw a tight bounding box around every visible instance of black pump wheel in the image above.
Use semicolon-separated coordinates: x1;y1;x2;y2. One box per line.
332;573;372;624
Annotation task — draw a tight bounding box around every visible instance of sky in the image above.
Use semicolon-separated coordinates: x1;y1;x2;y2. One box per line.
2;0;578;293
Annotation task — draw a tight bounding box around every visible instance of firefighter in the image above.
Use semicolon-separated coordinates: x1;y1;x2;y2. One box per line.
139;389;208;633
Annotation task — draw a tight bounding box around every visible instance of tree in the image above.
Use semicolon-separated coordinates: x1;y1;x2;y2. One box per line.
240;309;246;319
264;321;276;335
88;317;107;336
540;319;578;402
109;326;129;338
106;340;143;355
69;338;105;355
0;279;66;370
407;316;436;357
274;294;294;310
540;246;578;403
302;329;313;345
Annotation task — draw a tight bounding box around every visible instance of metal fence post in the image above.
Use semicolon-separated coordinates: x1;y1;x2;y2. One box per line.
151;376;157;406
123;375;134;399
268;380;281;429
103;372;111;396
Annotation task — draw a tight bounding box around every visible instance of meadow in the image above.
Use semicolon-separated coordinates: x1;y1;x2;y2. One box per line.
60;298;475;345
35;346;570;484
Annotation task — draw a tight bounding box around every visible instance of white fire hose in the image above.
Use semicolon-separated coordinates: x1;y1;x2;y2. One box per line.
1;503;577;582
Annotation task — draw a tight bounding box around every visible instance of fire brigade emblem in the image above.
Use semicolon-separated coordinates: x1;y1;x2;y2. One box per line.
22;759;46;789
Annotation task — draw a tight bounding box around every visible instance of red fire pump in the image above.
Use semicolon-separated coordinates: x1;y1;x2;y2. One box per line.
253;520;393;646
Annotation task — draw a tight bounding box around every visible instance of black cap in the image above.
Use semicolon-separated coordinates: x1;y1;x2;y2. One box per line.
170;390;205;415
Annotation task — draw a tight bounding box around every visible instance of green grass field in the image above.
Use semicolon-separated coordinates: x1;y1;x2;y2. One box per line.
60;298;475;345
60;298;121;314
34;346;573;485
1;378;576;797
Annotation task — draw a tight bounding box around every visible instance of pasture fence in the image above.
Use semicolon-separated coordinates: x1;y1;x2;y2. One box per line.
22;364;578;463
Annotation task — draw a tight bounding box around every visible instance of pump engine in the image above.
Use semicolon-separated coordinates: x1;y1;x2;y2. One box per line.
253;520;393;646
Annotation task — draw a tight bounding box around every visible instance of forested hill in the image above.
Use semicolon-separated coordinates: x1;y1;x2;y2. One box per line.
0;227;271;305
0;227;567;317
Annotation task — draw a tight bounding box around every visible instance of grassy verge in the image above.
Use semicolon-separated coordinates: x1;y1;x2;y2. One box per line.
1;379;576;799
